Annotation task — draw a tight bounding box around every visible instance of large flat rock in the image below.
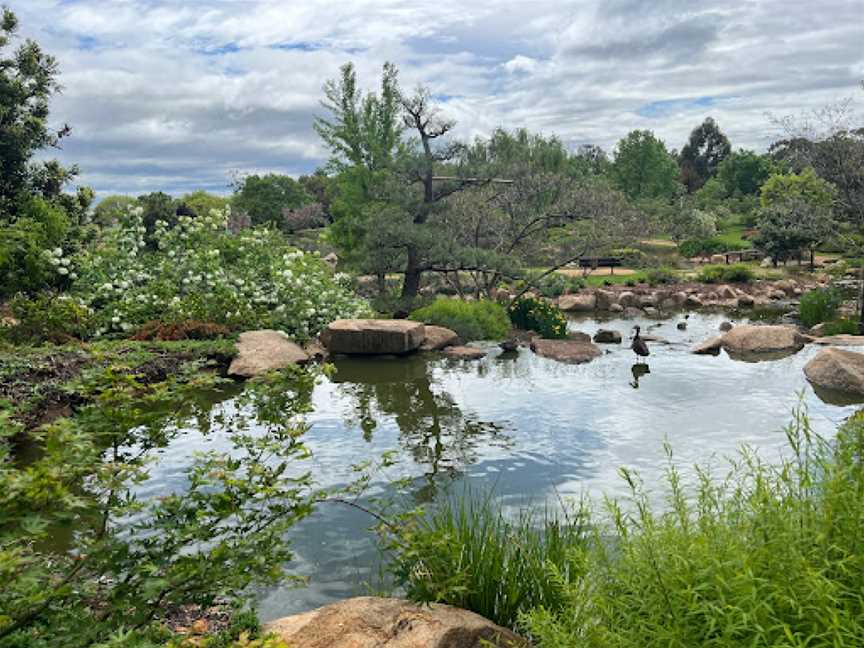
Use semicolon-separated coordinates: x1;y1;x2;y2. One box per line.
530;338;602;364
804;347;864;397
321;319;426;355
721;324;808;355
228;330;309;378
420;325;460;351
264;596;527;648
813;335;864;346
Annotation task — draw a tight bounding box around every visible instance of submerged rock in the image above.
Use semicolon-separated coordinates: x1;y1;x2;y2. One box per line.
530;338;602;364
593;329;622;344
719;321;734;332
721;324;807;356
692;336;724;355
420;325;460;351
228;330;309;378
443;345;487;360
321;319;425;355
265;596;527;648
804;348;864;397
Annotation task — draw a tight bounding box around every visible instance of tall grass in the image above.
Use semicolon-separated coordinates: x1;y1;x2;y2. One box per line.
799;287;843;327
383;408;864;646
381;491;589;630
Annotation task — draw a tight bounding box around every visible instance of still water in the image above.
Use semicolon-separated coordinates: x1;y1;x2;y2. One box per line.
141;313;860;620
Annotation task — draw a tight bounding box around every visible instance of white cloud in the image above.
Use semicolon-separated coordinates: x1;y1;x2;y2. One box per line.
5;0;862;195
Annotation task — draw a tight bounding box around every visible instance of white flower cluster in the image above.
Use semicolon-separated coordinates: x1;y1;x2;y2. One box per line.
73;205;370;338
44;247;78;280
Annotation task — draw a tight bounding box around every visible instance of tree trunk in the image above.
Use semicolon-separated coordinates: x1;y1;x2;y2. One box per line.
399;248;422;311
859;265;864;335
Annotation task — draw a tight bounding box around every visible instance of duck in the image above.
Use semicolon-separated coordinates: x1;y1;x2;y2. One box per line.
631;325;650;363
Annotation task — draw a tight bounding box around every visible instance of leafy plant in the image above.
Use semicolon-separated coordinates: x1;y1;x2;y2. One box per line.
799;287;843;327
1;292;94;344
643;267;678;286
819;318;858;335
697;263;753;283
508;296;567;339
530;272;585;298
410;297;510;341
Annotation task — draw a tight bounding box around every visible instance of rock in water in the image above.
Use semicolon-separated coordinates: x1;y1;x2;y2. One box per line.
419;325;460;351
692;336;724;355
721;324;807;355
558;293;596;311
804;348;864;397
530;339;602;364
321;319;425;355
264;596;528;648
442;345;487;360
719;321;734;332
228;330;309;378
593;329;622;344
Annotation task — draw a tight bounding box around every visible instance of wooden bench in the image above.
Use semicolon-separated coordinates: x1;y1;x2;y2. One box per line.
577;257;624;275
723;249;762;264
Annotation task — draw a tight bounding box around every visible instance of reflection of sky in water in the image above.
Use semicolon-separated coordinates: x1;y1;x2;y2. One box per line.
136;313;860;621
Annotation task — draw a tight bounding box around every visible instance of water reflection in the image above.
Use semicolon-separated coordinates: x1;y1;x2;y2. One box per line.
332;356;512;499
629;362;651;389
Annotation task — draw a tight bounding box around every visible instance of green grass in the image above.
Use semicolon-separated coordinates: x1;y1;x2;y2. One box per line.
581;273;647;287
385;407;864;646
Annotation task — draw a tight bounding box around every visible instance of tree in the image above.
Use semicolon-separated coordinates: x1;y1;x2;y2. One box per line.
180;190;230;218
678;117;731;192
611;130;680;202
717;150;776;196
92;195;137;227
760;168;836;210
0;7;76;217
230;174;312;228
664;201;718;245
755;198;835;267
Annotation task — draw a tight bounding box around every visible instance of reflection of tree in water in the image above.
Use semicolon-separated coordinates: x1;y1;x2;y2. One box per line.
332;356;511;498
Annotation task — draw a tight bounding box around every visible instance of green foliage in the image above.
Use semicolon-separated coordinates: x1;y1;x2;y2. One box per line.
677;237;725;259
522;409;864;646
92;195;137;227
697;263;754;283
531;272;585;298
819;318;859;335
181;190;231;219
410;297;510;341
0;364;322;647
760;167;836;210
755;198;835;264
231;174;312;228
799;287;843;327
0;197;73;297
717;149;777;196
380;492;588;630
72;206;369;340
611;130;681;201
507;296;568;339
610;247;649;268
1;293;94;344
643;267;678;286
678;117;731;192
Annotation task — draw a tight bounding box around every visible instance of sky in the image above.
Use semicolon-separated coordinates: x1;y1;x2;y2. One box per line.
7;0;864;197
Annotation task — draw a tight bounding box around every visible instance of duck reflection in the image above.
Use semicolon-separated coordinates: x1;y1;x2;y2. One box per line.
629;362;651;389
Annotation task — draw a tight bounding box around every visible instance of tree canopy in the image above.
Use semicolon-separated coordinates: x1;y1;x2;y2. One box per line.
678;117;731;192
610;130;680;202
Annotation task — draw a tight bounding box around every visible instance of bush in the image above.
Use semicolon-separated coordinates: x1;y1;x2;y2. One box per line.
678;237;724;259
799;287;843;327
1;293;94;344
130;320;231;341
409;297;510;341
611;247;650;268
532;273;585;298
381;492;588;630
507;296;568;339
72;206;369;340
643;267;678;286
697;263;754;283
820;318;859;335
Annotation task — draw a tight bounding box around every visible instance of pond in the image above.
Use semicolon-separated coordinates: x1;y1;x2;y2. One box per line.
139;313;860;621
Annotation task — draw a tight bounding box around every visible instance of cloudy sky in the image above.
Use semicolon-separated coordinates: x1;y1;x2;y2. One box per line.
8;0;864;197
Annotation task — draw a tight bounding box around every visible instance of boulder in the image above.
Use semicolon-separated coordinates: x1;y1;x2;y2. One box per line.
813;335;864;346
671;291;688;307
264;596;527;648
594;289;617;311
228;330;309;378
718;284;737;300
623;306;643;319
323;252;339;269
719;321;734;332
420;325;460;351
321;319;425;355
530;338;602;364
710;254;726;264
737;294;755;308
721;324;808;355
568;331;592;343
692;336;724;355
643;306;659;317
684;295;703;309
769;290;787;300
593;329;622;344
760;257;773;268
609;303;624;313
638;294;656;308
809;322;829;337
775;279;797;294
303;339;329;362
804;348;864;397
442;345;487;360
559;293;596;312
659;297;678;311
618;291;639;308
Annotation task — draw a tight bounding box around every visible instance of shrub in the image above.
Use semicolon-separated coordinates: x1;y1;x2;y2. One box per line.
409;297;510;341
532;272;585;298
130;320;231;341
381;492;588;630
72;206;369;340
611;247;650;268
507;296;568;339
643;267;678;286
678;237;724;259
820;318;859;335
697;263;753;283
1;293;94;344
799;287;843;327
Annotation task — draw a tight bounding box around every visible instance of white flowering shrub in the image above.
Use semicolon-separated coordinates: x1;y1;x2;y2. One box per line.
73;207;369;339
